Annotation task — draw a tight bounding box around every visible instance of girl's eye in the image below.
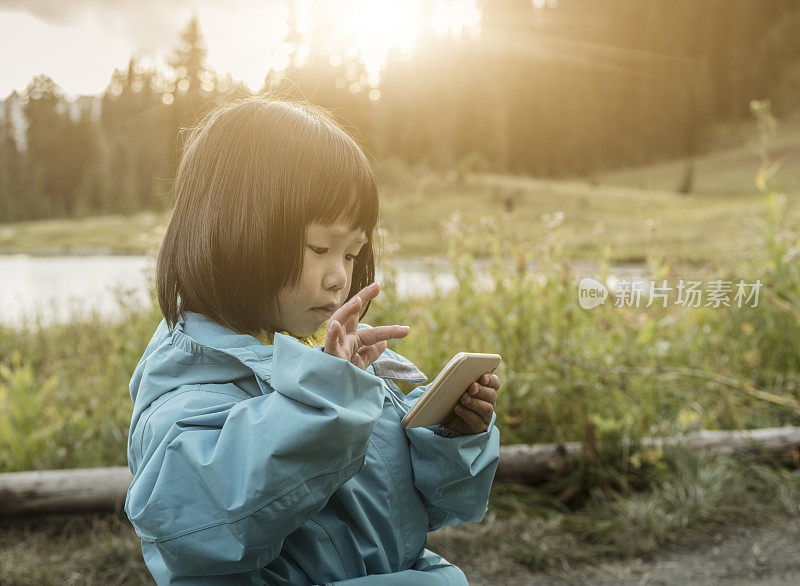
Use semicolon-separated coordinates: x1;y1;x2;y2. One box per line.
309;246;356;262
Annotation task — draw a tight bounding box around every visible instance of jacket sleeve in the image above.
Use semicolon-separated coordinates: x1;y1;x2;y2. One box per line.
401;383;500;532
125;334;385;577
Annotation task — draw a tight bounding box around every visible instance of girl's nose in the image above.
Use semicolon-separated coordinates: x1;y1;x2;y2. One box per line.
323;260;348;291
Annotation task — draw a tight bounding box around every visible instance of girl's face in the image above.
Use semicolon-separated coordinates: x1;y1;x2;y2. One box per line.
275;222;369;337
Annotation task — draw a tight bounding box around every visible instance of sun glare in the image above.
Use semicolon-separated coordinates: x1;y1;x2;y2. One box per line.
205;0;481;91
307;0;481;85
432;0;481;37
198;3;288;92
341;0;422;84
129;0;483;94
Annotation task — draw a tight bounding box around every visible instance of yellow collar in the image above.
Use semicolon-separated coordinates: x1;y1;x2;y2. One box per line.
252;321;328;348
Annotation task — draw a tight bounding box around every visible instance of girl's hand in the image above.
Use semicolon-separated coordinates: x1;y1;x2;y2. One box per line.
323;282;410;370
442;373;500;435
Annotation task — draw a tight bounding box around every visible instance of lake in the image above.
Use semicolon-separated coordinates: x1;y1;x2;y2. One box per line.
0;255;646;327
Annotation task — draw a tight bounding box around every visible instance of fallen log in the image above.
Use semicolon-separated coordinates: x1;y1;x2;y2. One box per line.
0;466;132;516
2;426;799;515
494;425;800;485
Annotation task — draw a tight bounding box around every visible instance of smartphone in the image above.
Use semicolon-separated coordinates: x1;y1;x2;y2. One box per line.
401;352;502;429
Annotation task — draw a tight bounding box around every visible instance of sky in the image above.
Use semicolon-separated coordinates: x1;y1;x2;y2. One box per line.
0;0;287;99
0;0;481;101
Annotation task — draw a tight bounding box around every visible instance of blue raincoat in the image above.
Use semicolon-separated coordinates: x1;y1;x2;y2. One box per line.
125;311;500;584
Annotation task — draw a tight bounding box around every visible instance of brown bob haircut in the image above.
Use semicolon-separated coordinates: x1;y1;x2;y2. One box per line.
157;95;379;335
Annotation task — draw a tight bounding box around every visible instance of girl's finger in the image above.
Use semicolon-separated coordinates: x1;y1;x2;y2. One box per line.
352;281;381;306
460;393;494;425
468;382;498;408
341;282;382;331
454;404;488;434
331;295;362;332
356;340;387;368
479;373;501;390
343;297;363;332
357;325;410;347
331;282;378;328
323;320;347;360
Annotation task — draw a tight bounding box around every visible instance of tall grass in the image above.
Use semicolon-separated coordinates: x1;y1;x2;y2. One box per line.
2;196;798;479
2;184;799;478
0;293;162;472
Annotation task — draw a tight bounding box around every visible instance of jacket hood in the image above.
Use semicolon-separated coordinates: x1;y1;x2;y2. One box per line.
128;311;294;428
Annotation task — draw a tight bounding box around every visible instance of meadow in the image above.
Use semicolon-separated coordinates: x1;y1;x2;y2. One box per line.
1;112;800;582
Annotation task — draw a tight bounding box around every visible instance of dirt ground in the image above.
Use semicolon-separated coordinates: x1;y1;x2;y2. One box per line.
2;514;800;584
450;517;800;585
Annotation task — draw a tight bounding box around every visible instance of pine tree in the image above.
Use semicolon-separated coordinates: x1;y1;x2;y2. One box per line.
22;75;70;217
0;99;21;221
169;14;214;130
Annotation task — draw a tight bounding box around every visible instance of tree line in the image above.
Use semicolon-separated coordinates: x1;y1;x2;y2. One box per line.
1;0;798;222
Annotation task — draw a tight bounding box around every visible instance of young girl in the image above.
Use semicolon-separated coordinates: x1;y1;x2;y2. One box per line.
125;96;501;585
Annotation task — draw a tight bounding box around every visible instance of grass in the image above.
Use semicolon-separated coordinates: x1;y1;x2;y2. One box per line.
0;167;788;266
2;450;798;584
430;450;800;579
0;211;167;256
0;513;149;585
0;172;782;269
0;169;788;266
376;166;772;265
0;292;162;472
595;111;800;196
2;188;799;473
